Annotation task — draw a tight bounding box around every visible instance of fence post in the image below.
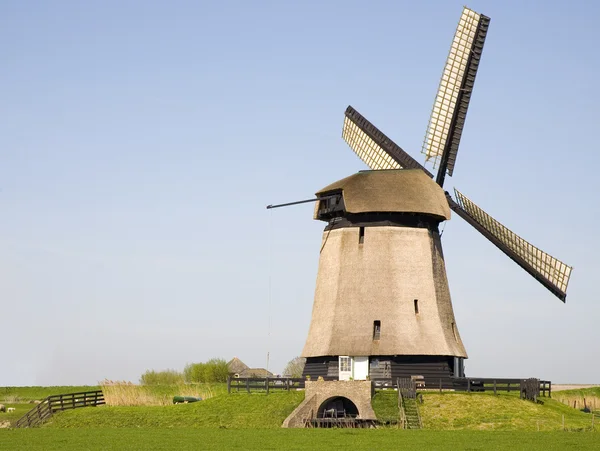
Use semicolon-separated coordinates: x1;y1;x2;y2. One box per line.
467;379;471;393
494;380;497;395
227;376;231;394
439;378;442;394
549;382;552;398
246;378;250;394
266;377;270;395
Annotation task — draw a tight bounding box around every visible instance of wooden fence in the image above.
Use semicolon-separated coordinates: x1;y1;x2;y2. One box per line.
227;376;551;397
15;390;105;428
374;377;551;397
227;376;310;393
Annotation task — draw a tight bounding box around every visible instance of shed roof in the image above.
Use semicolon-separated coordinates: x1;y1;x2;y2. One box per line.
238;368;274;378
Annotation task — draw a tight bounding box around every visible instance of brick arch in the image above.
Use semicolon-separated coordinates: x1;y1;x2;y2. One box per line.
317;396;359;418
283;380;377;428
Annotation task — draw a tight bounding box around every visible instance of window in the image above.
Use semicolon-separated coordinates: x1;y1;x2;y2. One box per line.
339;356;351;372
414;299;419;314
373;320;381;340
359;226;365;244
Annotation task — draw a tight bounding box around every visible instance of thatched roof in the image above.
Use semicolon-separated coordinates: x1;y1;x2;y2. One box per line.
238;368;273;378
314;169;450;220
227;357;249;375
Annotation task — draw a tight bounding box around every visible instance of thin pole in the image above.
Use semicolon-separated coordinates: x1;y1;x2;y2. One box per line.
266;209;272;373
266;194;337;210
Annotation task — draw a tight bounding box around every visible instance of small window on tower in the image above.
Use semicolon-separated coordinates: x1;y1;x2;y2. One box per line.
359;227;365;244
373;320;381;340
414;299;419;315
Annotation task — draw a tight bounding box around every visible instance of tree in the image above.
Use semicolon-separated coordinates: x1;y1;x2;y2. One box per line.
184;358;229;383
139;369;184;385
283;356;306;378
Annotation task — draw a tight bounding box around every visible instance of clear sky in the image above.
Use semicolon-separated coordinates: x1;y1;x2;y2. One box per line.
1;0;599;386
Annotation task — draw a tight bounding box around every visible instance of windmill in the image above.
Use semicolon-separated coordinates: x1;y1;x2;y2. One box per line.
267;7;572;388
269;7;572;384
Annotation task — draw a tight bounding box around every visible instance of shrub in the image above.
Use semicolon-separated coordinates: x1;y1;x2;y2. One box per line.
140;369;184;385
184;358;229;383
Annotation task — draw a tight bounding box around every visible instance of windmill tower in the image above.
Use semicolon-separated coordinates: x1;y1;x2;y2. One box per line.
299;7;572;385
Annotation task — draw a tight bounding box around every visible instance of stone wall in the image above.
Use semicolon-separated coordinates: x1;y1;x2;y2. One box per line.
282;380;376;428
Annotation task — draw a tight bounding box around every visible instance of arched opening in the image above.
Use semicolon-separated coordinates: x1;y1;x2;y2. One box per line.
317;396;359;419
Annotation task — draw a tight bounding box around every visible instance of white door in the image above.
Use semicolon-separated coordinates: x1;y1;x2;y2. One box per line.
353;356;369;380
339;356;352;380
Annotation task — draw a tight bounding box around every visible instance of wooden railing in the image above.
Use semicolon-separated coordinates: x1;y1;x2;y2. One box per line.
15;390;105;428
397;388;407;429
227;376;551;398
227;376;312;393
373;377;551;397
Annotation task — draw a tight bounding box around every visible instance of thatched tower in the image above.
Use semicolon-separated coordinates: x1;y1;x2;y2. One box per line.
301;170;467;385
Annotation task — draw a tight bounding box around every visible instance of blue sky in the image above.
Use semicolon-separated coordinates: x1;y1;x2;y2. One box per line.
1;0;599;386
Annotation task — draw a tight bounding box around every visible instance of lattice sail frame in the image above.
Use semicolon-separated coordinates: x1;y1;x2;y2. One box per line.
454;189;572;297
342;106;434;175
342;115;401;170
422;7;489;176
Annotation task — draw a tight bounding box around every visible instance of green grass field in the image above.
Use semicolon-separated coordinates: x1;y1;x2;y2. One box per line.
1;385;598;449
0;386;99;402
1;429;599;450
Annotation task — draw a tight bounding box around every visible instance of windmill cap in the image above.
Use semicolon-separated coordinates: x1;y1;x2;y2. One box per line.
315;169;450;220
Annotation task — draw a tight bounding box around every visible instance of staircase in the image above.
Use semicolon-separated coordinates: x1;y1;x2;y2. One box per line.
397;378;422;430
400;396;422;429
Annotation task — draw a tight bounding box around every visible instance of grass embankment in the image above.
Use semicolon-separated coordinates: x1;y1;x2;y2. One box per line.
373;391;598;431
371;390;399;422
45;391;304;429
553;387;600;413
3;385;598;433
0;384;229;427
1;429;600;450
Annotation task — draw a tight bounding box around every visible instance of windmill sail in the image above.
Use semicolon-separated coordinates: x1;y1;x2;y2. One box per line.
449;189;572;302
422;7;490;184
343;106;433;175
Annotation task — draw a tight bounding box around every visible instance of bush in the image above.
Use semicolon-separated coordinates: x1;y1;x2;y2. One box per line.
184;358;229;383
139;369;184;385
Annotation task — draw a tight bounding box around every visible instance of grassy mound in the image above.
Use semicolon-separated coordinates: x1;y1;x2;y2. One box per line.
552;387;600;413
44;391;304;429
371;391;597;431
4;385;598;432
372;391;399;421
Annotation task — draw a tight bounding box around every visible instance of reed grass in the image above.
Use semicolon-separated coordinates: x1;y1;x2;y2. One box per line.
553;389;600;413
99;380;214;407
